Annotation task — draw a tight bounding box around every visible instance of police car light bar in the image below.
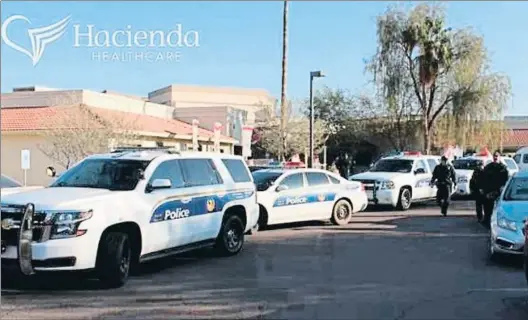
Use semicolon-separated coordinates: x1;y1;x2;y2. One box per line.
403;151;422;156
110;146;180;154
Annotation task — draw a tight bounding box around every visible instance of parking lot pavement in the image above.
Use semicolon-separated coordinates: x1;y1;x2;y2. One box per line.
2;203;527;319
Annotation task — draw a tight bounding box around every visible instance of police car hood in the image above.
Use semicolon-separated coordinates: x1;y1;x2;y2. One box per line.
455;169;474;179
0;187;115;210
350;171;406;182
0;186;44;196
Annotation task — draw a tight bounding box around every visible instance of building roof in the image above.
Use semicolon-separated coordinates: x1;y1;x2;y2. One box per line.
503;129;528;148
0;105;236;142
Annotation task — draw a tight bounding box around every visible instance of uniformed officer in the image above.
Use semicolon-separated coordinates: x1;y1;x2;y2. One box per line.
430;156;457;216
469;160;485;222
480;151;509;228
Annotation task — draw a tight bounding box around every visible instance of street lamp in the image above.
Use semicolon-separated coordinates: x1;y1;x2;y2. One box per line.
309;70;325;168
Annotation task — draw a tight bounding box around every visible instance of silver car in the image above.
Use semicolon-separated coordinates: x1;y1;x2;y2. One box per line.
489;171;528;260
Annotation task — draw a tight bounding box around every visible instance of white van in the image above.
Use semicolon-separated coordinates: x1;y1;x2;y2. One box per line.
513;146;528;171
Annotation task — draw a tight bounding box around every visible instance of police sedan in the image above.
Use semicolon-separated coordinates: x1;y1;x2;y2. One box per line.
251;169;368;231
489;171;528;261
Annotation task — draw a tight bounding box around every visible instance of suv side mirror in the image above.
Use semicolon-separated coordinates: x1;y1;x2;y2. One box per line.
276;184;289;192
414;168;426;175
46;166;56;177
147;179;171;192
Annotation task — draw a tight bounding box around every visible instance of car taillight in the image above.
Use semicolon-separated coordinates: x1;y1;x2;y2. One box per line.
360;183;365;192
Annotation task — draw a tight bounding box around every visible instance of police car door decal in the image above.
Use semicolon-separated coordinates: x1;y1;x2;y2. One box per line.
150;190;254;223
273;192;336;207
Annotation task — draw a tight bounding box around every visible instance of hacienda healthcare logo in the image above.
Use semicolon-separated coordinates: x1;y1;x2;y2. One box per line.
1;15;200;66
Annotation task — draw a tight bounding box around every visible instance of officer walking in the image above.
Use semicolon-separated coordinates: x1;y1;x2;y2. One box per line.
335;153;351;179
469;160;485;222
430;156;457;216
480;151;509;228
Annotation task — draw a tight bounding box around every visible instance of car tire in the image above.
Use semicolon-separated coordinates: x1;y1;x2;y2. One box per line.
96;232;131;288
215;215;245;256
397;188;412;211
331;199;352;226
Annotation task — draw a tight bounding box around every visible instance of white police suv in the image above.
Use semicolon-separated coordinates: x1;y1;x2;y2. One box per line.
349;152;440;210
251;168;367;230
0;147;258;287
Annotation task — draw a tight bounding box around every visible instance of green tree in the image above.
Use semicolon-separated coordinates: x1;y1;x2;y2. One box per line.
370;4;511;154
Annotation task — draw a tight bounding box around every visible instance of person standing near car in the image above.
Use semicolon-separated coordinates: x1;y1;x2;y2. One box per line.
469;160;485;222
430;156;457;216
481;151;509;228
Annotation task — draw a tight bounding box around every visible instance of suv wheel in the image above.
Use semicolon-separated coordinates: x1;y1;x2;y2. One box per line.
215;215;245;256
96;232;131;288
331;199;352;226
397;188;412;211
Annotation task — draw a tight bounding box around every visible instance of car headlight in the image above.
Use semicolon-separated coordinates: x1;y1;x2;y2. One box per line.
378;180;395;190
50;210;93;239
497;217;518;232
457;176;468;183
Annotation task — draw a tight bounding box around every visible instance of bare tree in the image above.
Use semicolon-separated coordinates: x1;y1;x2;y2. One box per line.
38;103;139;169
279;0;289;161
259;100;328;158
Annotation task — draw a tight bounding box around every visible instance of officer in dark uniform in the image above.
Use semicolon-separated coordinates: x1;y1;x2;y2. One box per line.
430;156;457;216
469;160;485;222
481;151;509;228
336;153;351;179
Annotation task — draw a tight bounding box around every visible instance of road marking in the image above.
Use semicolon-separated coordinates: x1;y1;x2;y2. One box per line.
469;288;528;292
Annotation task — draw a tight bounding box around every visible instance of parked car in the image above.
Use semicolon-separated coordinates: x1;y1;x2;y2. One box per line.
514;146;528;172
251;168;367;230
524;219;528;284
0;174;42;196
1;148;258;288
489;171;528;261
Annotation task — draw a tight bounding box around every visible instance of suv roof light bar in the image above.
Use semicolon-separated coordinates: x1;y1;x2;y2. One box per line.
110;146;180;154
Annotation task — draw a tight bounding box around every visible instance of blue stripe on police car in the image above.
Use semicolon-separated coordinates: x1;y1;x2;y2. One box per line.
150;190;254;223
273;192;336;207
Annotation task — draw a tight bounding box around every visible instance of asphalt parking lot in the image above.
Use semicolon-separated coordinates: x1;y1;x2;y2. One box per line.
2;201;527;320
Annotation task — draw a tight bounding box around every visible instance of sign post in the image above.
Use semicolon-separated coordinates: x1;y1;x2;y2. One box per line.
213;122;222;153
192;119;199;151
241;125;253;158
21;149;30;186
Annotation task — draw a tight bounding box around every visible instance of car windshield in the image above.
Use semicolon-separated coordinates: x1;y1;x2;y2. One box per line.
503;177;528;201
0;175;22;188
370;159;413;173
453;159;482;170
252;171;283;191
50;159;151;191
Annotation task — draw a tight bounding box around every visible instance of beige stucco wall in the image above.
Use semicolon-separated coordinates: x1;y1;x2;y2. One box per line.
1;133;65;187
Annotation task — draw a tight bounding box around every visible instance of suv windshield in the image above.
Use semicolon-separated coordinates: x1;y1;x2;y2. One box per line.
252;171;283;191
453;159;483;170
370;159;413;173
50;159;151;191
503;177;528;201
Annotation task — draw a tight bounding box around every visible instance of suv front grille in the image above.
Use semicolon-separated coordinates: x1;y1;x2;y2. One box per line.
352;179;377;191
1;204;50;245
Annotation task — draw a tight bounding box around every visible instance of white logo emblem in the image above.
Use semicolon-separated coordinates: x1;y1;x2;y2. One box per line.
164;208;190;220
1;15;71;66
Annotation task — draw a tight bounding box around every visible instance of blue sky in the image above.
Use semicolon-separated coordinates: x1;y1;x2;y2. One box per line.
1;1;526;115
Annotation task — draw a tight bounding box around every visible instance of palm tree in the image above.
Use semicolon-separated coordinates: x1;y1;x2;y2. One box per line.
279;0;289;161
